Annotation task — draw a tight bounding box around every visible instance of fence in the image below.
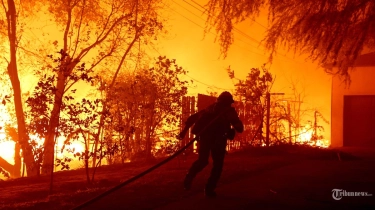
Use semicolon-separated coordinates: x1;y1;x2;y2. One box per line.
180;94;263;153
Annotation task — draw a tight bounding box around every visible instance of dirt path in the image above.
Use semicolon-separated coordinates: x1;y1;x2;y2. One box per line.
157;159;375;210
1;146;374;210
80;147;375;210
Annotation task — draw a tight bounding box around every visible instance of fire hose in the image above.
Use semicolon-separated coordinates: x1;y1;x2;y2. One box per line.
72;107;232;210
72;137;196;210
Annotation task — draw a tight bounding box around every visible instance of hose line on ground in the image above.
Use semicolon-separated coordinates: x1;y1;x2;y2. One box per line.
72;106;232;209
72;137;196;210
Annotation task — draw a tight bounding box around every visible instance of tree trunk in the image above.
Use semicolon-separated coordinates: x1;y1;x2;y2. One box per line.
41;70;66;175
6;0;37;176
145;124;151;159
13;142;21;177
91;32;141;167
145;109;155;160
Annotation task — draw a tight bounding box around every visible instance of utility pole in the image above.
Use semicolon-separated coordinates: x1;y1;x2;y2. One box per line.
287;102;292;144
265;92;284;146
311;110;318;142
266;92;270;146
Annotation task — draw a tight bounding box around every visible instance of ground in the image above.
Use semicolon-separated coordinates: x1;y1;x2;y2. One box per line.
0;145;374;210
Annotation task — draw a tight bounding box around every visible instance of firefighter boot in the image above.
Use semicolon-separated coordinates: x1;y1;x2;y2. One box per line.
204;188;217;198
183;173;194;190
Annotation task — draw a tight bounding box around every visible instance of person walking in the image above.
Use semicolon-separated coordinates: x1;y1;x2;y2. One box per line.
177;91;244;197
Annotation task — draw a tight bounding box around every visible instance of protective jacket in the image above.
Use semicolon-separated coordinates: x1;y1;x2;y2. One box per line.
185;102;243;139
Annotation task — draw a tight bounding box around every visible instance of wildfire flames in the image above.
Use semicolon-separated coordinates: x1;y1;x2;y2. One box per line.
0;103;329;180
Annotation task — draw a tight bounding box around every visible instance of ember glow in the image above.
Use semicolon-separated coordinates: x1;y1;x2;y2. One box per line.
0;141;14;164
0;0;333;180
0;106;13;164
295;126;329;148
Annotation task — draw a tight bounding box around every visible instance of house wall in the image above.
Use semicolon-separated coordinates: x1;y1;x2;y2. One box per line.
331;66;375;147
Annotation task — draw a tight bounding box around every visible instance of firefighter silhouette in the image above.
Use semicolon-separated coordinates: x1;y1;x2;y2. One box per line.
177;91;244;197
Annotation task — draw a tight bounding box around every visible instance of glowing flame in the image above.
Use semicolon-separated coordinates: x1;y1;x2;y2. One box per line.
0;141;15;165
297;126;313;143
0;106;14;165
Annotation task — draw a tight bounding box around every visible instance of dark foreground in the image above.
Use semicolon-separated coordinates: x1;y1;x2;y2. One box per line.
1;146;374;210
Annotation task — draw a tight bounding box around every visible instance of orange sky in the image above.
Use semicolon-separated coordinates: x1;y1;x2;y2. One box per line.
150;0;332;141
0;0;333;179
14;0;331;141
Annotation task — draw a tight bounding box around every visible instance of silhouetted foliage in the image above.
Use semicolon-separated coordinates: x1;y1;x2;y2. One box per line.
229;65;273;146
0;0;165;178
1;95;11;106
22;53;98;175
206;0;375;81
40;0;165;175
0;0;39;176
103;56;189;161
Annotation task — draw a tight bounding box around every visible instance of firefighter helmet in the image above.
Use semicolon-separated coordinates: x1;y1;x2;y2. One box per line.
217;91;234;104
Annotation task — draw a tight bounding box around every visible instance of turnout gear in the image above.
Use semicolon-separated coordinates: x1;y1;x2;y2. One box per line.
225;128;236;140
179;92;243;196
204;188;217;198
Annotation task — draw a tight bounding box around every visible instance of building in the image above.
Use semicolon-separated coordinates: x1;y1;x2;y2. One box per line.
331;52;375;147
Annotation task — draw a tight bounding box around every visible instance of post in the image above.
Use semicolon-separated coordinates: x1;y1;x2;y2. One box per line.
287;102;292;144
266;92;270;146
49;135;57;194
264;92;284;146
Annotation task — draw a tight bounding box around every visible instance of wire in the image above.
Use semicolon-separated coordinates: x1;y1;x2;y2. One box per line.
177;0;271;57
185;0;304;65
164;2;268;58
147;42;235;92
177;0;262;47
187;0;262;45
184;74;234;91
